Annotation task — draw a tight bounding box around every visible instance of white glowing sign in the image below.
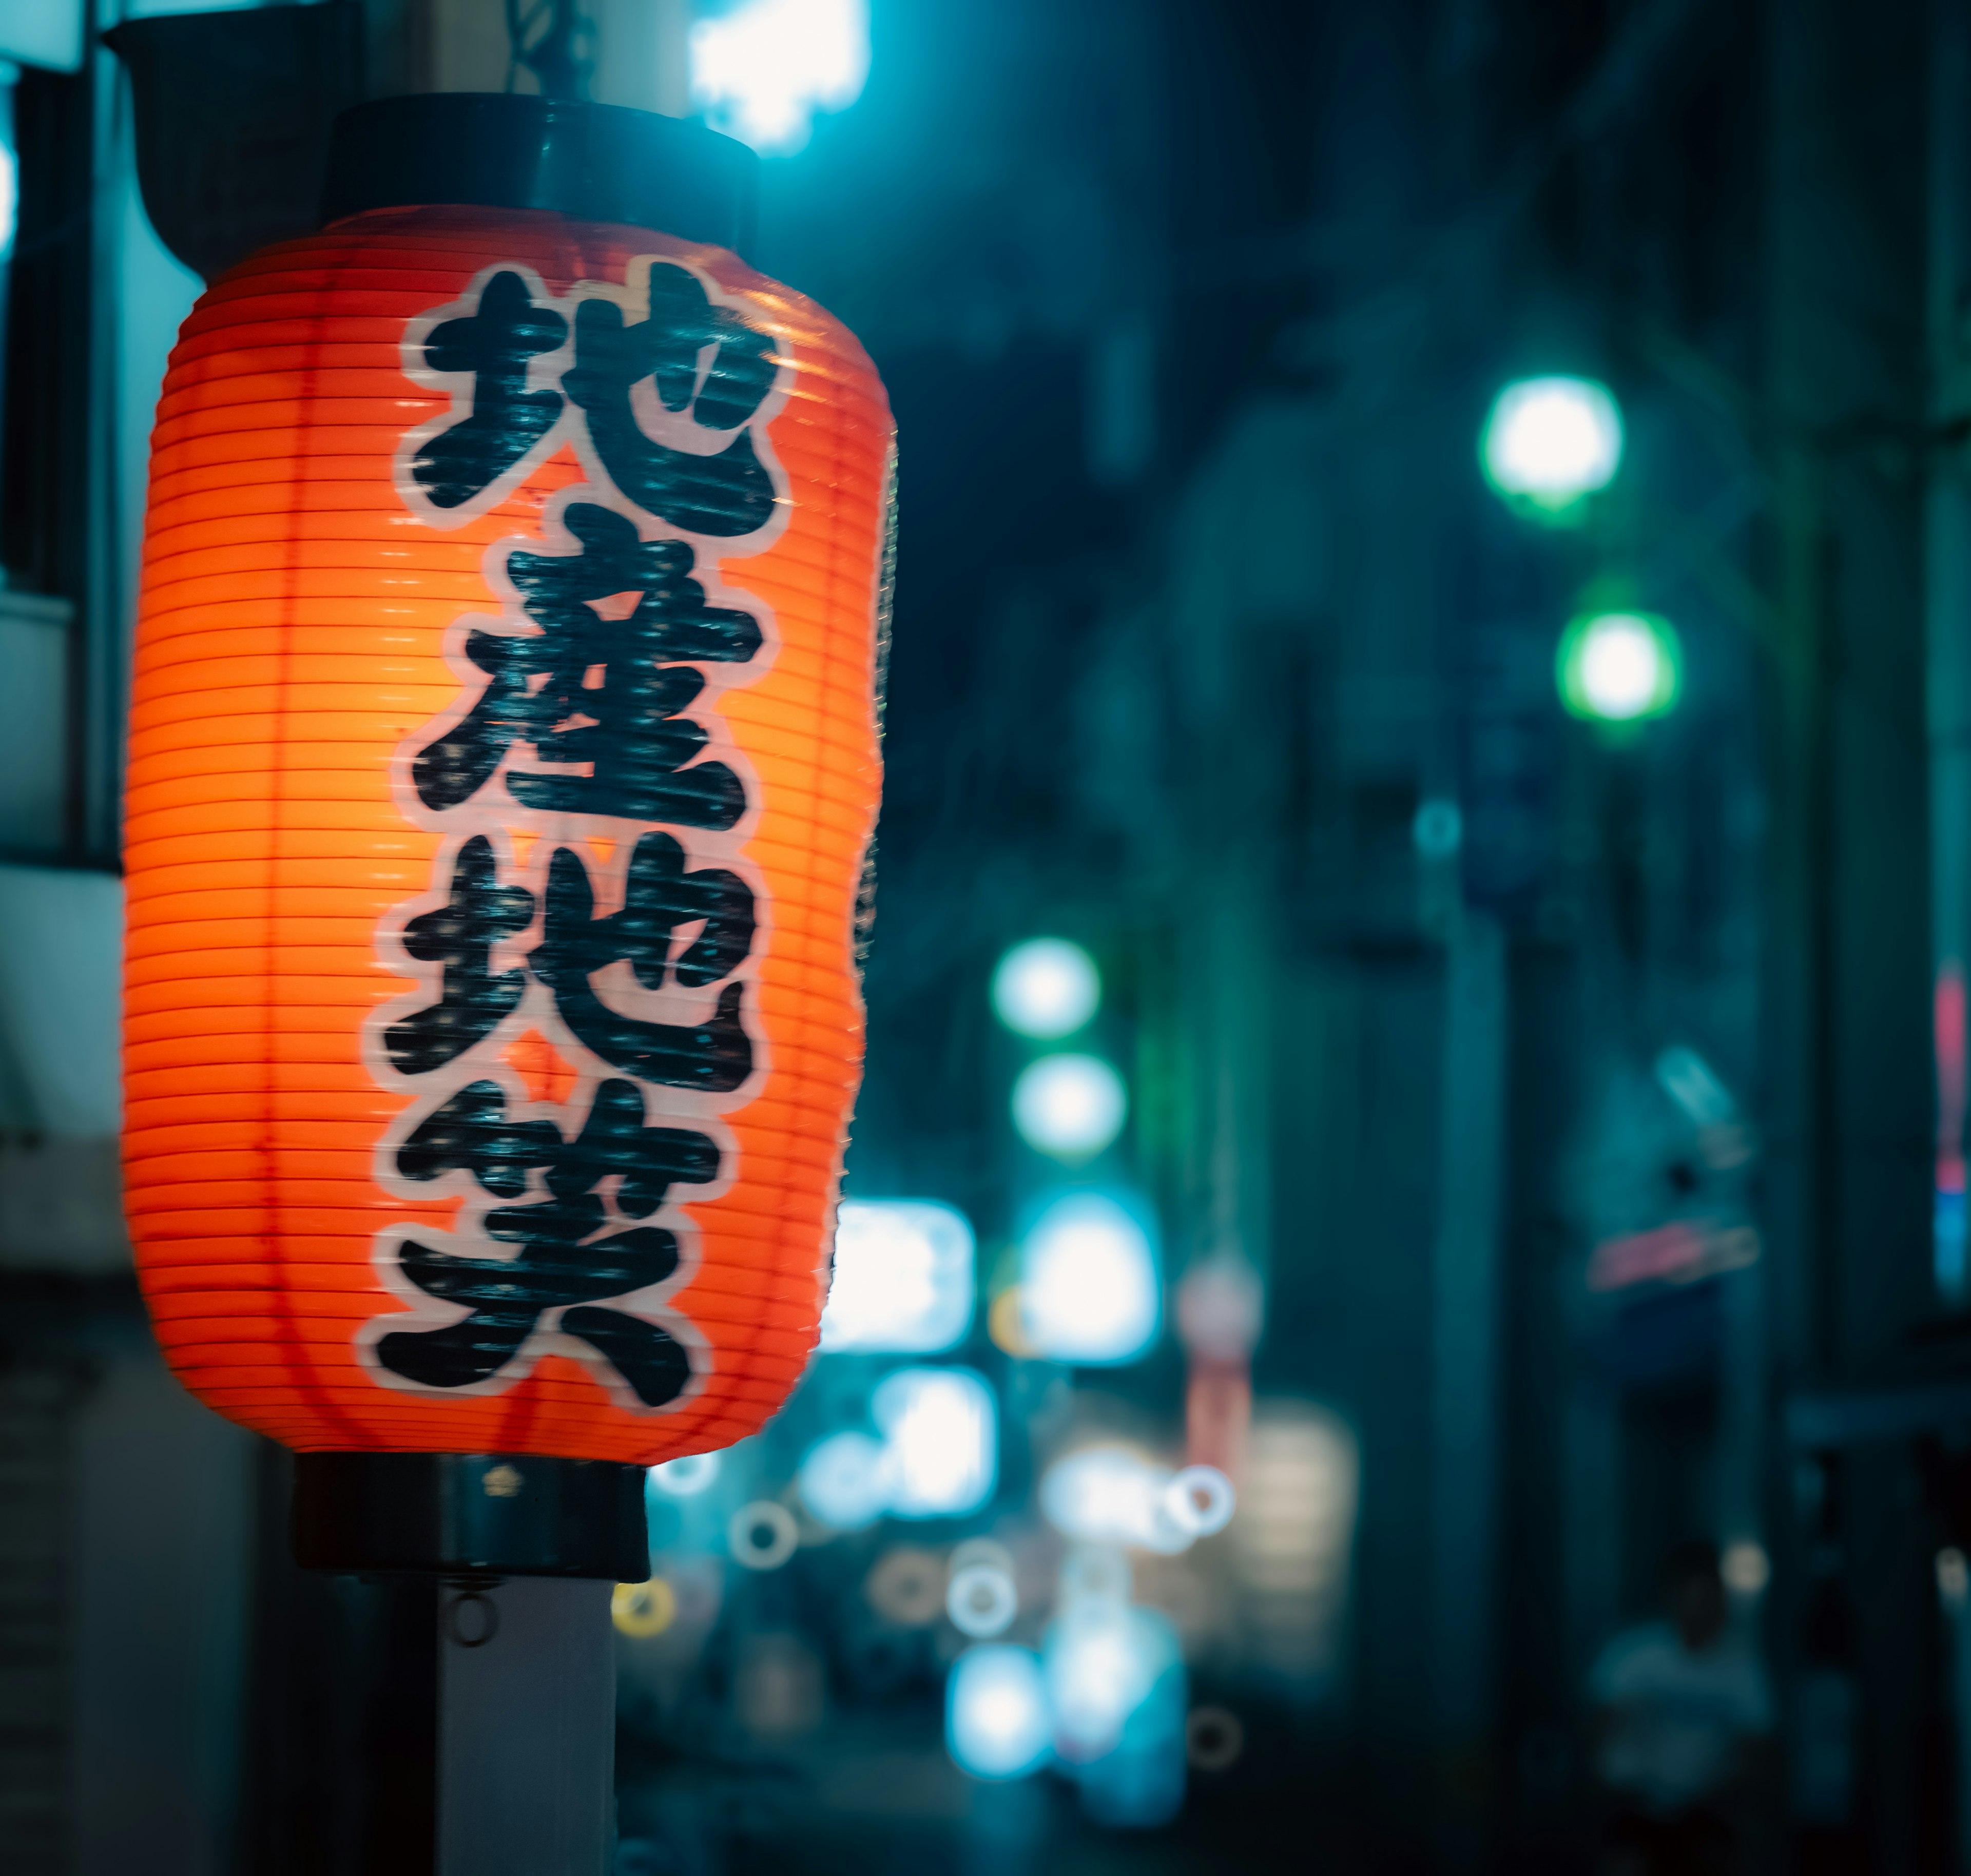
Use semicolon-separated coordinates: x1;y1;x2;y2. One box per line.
820;1199;974;1353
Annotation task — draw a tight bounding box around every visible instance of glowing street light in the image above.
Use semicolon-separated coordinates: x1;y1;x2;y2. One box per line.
1012;1053;1127;1160
1021;1193;1161;1365
1556;611;1682;723
1481;375;1624;519
689;0;870;155
993;937;1100;1038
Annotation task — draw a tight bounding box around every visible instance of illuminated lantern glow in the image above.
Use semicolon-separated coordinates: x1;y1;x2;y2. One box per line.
120;96;892;1574
1556;610;1682;723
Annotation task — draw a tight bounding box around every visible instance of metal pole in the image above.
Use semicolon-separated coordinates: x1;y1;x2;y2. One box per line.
438;1577;616;1876
292;1452;644;1876
1431;907;1506;1866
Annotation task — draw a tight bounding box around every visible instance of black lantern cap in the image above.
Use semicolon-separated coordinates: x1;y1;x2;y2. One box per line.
320;93;759;259
293;1451;650;1581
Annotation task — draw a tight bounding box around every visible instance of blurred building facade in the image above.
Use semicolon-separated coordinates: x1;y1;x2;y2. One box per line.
5;1;1971;1873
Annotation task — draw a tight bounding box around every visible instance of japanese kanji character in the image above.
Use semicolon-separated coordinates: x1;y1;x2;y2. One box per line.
379;1077;717;1404
563;264;780;538
411;270;569;510
386;836;535;1075
413;502;761;824
394;1077;562;1196
533;840;754;1092
603;831;756;989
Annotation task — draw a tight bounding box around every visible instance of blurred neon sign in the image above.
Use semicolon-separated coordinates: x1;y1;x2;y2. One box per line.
1586;1219;1759;1293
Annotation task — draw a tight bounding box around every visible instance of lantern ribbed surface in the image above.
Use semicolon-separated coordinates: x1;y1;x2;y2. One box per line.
123;205;891;1463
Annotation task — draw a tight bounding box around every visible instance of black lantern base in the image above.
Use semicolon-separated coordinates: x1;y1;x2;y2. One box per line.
293;1451;648;1580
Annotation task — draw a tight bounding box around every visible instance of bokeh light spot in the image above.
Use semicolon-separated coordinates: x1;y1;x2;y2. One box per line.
1481;375;1624;512
690;0;869;155
993;937;1100;1038
1012;1054;1127;1159
1557;612;1682;723
1021;1194;1160;1364
947;1645;1051;1780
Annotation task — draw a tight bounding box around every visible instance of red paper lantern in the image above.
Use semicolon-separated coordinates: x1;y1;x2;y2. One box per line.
121;97;892;1573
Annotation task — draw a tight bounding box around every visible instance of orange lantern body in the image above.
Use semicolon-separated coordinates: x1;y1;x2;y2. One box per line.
121;99;890;1568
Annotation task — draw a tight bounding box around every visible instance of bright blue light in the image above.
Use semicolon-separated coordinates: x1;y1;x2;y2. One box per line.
1021;1193;1160;1365
1045;1603;1187;1826
0;137;15;261
820;1199;975;1353
947;1645;1050;1780
797;1430;890;1531
871;1366;997;1518
1077;1655;1188;1829
1045;1602;1180;1761
689;0;869;156
797;1370;999;1528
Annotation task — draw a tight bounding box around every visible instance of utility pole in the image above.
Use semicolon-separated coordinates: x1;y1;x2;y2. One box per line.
1764;0;1933;1864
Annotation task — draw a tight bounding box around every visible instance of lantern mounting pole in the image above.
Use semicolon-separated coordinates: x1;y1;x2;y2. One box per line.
294;1452;645;1876
437;1575;616;1876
